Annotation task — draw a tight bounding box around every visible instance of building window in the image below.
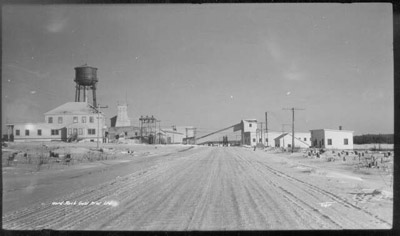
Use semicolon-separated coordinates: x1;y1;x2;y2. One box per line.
51;129;59;135
68;128;72;135
37;129;42;136
88;129;96;135
249;124;252;127
327;139;332;145
344;138;349;145
79;128;83;135
25;130;30;136
82;116;86;123
89;116;94;123
73;116;78;123
73;128;78;134
16;130;20;136
48;117;53;123
58;117;63;124
304;138;307;141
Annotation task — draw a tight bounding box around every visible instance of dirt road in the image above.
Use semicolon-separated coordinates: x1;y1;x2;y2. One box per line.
2;146;392;230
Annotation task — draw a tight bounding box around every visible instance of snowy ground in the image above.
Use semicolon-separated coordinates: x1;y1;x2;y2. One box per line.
2;142;393;230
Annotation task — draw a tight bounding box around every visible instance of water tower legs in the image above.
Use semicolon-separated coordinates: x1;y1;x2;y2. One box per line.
92;84;97;108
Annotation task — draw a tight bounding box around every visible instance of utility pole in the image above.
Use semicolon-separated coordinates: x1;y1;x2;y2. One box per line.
257;122;265;144
6;118;10;141
185;128;188;145
93;104;108;150
283;108;305;153
158;120;161;144
193;128;197;145
139;116;143;143
265;112;268;147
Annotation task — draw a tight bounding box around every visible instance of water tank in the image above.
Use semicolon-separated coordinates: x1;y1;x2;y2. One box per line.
74;65;98;86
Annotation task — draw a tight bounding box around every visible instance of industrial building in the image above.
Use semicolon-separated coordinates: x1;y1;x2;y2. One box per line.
110;103;131;127
255;131;282;147
232;119;258;146
107;125;141;142
165;126;196;144
7;102;105;142
310;128;354;150
6;65;106;143
274;132;311;148
108;103;141;142
106;103;196;144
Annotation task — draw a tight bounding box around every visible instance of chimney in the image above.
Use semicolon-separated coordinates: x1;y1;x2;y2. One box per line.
339;126;342;130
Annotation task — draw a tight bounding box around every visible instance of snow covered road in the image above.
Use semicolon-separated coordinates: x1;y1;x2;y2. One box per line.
3;146;392;230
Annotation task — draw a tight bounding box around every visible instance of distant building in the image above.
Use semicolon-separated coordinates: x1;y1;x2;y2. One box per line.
162;126;195;144
111;103;131;127
274;132;311;148
6;102;105;142
310;129;354;150
107;126;141;141
108;103;139;142
256;131;282;147
239;119;258;146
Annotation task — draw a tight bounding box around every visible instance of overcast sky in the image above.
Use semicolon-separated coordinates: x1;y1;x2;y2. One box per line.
2;3;393;137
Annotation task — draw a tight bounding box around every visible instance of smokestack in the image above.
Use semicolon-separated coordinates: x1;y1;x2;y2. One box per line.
339;126;342;130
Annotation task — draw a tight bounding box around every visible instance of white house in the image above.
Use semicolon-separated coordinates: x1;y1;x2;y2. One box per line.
310;129;354;150
274;132;311;148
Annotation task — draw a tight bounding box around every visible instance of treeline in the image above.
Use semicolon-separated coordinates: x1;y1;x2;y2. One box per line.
353;134;393;144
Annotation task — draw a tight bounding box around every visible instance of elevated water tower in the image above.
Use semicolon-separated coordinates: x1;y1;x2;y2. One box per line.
74;65;98;107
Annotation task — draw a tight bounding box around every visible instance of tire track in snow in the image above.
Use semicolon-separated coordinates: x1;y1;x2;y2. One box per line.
233;151;330;229
2;147;211;230
235;148;391;228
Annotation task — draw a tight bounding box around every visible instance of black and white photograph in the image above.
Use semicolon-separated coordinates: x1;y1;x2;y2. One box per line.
2;2;394;230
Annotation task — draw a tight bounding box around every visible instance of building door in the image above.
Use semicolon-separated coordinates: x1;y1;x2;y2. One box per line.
61;127;67;142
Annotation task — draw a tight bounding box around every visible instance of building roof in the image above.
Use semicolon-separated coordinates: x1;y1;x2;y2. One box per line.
242;119;257;123
310;129;354;133
161;129;184;135
274;132;310;146
274;133;290;140
274;132;310;140
8;122;65;129
44;102;98;115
